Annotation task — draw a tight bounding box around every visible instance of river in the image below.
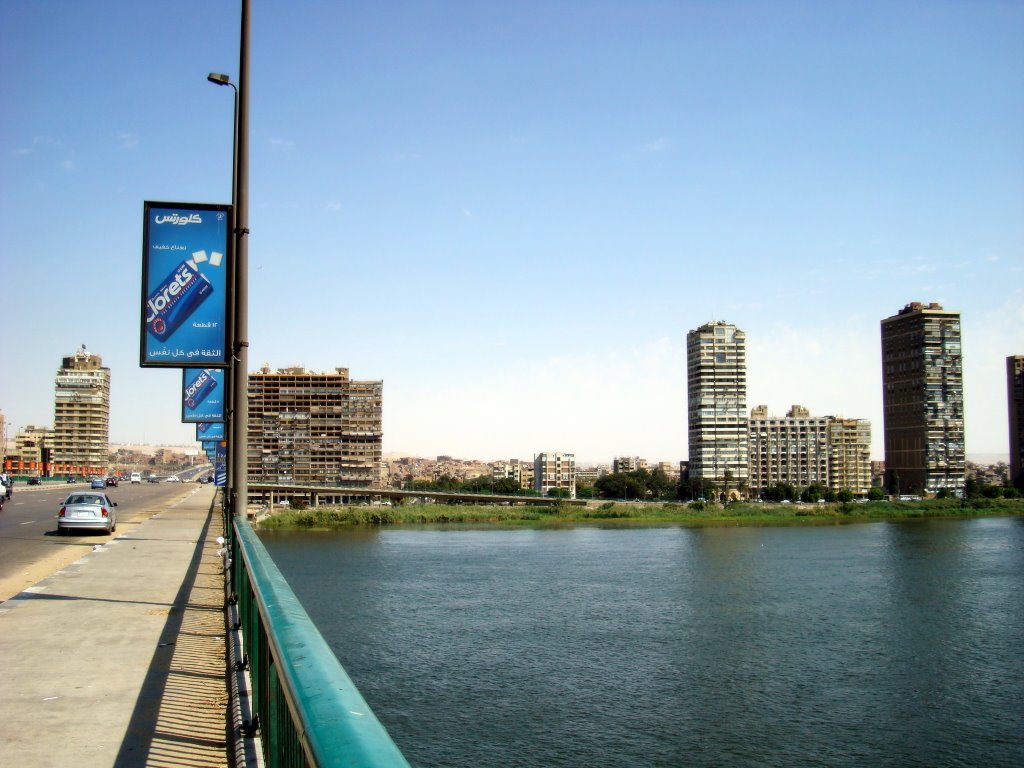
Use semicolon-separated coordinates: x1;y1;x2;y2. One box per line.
260;517;1024;767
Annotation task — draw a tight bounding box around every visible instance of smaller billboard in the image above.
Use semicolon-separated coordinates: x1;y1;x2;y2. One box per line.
182;369;226;423
214;442;228;487
196;421;226;441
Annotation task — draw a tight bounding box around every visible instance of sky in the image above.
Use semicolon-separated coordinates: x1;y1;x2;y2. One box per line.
1;0;1022;465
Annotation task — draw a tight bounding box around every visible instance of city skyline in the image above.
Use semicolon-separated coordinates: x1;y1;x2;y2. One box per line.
1;2;1022;465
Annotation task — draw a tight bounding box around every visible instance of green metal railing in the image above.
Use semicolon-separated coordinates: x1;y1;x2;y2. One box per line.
230;514;411;767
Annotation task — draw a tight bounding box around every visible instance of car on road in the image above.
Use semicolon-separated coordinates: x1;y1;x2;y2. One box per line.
57;492;118;535
165;475;180;483
106;476;118;487
130;472;142;484
148;474;159;483
28;477;41;486
90;477;106;489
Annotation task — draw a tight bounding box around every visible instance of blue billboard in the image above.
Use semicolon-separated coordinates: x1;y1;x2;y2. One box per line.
214;442;228;487
182;368;226;423
196;421;226;441
141;201;231;367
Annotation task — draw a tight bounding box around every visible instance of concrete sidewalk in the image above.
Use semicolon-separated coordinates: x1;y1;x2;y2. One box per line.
0;486;229;767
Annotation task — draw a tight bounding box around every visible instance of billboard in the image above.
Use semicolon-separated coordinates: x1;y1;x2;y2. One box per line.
182;368;226;423
141;201;231;367
196;421;226;441
214;442;228;487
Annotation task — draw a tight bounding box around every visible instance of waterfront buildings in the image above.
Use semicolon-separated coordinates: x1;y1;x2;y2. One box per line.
491;458;534;491
1009;355;1024;489
247;366;383;487
747;405;872;496
748;405;830;493
52;347;110;474
828;417;873;495
534;452;576;498
880;303;965;495
686;321;748;497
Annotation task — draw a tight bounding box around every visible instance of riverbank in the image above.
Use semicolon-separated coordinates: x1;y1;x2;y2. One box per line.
256;497;1024;529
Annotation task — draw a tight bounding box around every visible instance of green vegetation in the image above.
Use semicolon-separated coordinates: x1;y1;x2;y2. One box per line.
257;497;1024;530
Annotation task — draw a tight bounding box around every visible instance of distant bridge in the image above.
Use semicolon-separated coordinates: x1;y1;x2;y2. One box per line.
247;482;586;507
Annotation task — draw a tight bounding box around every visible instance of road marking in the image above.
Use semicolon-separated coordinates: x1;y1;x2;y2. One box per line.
20;520;36;525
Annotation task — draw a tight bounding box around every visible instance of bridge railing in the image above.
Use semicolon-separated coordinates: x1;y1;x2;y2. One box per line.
230;514;410;767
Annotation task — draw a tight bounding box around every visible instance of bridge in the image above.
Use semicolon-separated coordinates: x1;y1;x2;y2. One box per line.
248;482;587;508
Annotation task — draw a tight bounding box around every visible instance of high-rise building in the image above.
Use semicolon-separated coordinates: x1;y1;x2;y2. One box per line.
881;302;965;495
748;405;830;493
687;321;748;496
1008;355;1024;489
247;365;383;487
534;452;576;499
52;346;110;474
747;405;872;496
828;417;872;495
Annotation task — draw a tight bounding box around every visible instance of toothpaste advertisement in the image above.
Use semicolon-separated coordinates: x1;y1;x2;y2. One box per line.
214;442;228;487
141;201;230;367
196;421;226;441
182;368;225;422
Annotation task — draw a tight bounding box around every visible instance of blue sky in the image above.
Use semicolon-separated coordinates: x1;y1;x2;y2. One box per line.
1;1;1022;464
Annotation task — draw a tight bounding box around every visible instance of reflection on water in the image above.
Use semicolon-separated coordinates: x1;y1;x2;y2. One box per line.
261;518;1024;767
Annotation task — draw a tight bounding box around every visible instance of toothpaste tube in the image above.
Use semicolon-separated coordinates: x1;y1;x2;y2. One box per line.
185;369;218;410
146;259;214;341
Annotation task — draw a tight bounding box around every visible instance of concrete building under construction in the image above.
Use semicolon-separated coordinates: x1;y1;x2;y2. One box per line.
247;365;383;488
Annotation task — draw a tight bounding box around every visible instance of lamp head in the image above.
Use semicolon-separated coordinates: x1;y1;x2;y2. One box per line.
207;73;231;86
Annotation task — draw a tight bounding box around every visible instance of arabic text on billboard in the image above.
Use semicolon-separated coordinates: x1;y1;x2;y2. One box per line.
141;202;230;367
182;368;226;422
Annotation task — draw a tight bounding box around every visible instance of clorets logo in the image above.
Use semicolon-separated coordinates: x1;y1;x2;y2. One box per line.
154;213;203;225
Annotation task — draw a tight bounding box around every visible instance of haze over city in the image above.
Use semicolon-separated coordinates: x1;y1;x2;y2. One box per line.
1;1;1021;465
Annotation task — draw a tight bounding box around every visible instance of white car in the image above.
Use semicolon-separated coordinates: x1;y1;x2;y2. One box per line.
58;492;118;535
165;475;180;483
130;472;142;484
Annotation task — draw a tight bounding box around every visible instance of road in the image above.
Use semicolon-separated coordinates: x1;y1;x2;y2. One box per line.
0;477;212;602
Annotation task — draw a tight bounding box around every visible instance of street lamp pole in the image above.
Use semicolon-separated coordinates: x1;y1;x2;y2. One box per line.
233;0;251;518
206;72;237;495
209;0;250;516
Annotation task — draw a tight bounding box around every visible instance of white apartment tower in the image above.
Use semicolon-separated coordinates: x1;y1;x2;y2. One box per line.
687;321;748;496
52;346;111;473
534;452;576;499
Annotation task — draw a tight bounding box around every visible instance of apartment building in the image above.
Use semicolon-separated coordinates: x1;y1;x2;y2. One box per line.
687;321;748;495
491;458;534;491
52;347;110;473
881;303;965;495
247;365;383;487
612;456;648;473
534;452;576;498
748;405;829;493
1009;355;1024;489
748;405;872;496
828;417;872;495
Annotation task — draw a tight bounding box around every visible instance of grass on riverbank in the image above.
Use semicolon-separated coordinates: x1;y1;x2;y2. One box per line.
256;497;1024;530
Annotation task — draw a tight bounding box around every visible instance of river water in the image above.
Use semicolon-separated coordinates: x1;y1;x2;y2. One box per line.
260;517;1024;767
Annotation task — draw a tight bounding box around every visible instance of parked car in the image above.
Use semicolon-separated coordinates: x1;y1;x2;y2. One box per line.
106;476;119;487
57;492;117;535
165;475;180;483
90;477;106;490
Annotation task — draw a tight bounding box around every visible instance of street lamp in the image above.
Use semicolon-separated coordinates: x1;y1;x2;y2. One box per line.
206;0;250;517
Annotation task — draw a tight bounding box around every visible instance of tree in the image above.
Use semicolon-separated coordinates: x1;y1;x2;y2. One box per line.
493;477;521;495
836;489;854;503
